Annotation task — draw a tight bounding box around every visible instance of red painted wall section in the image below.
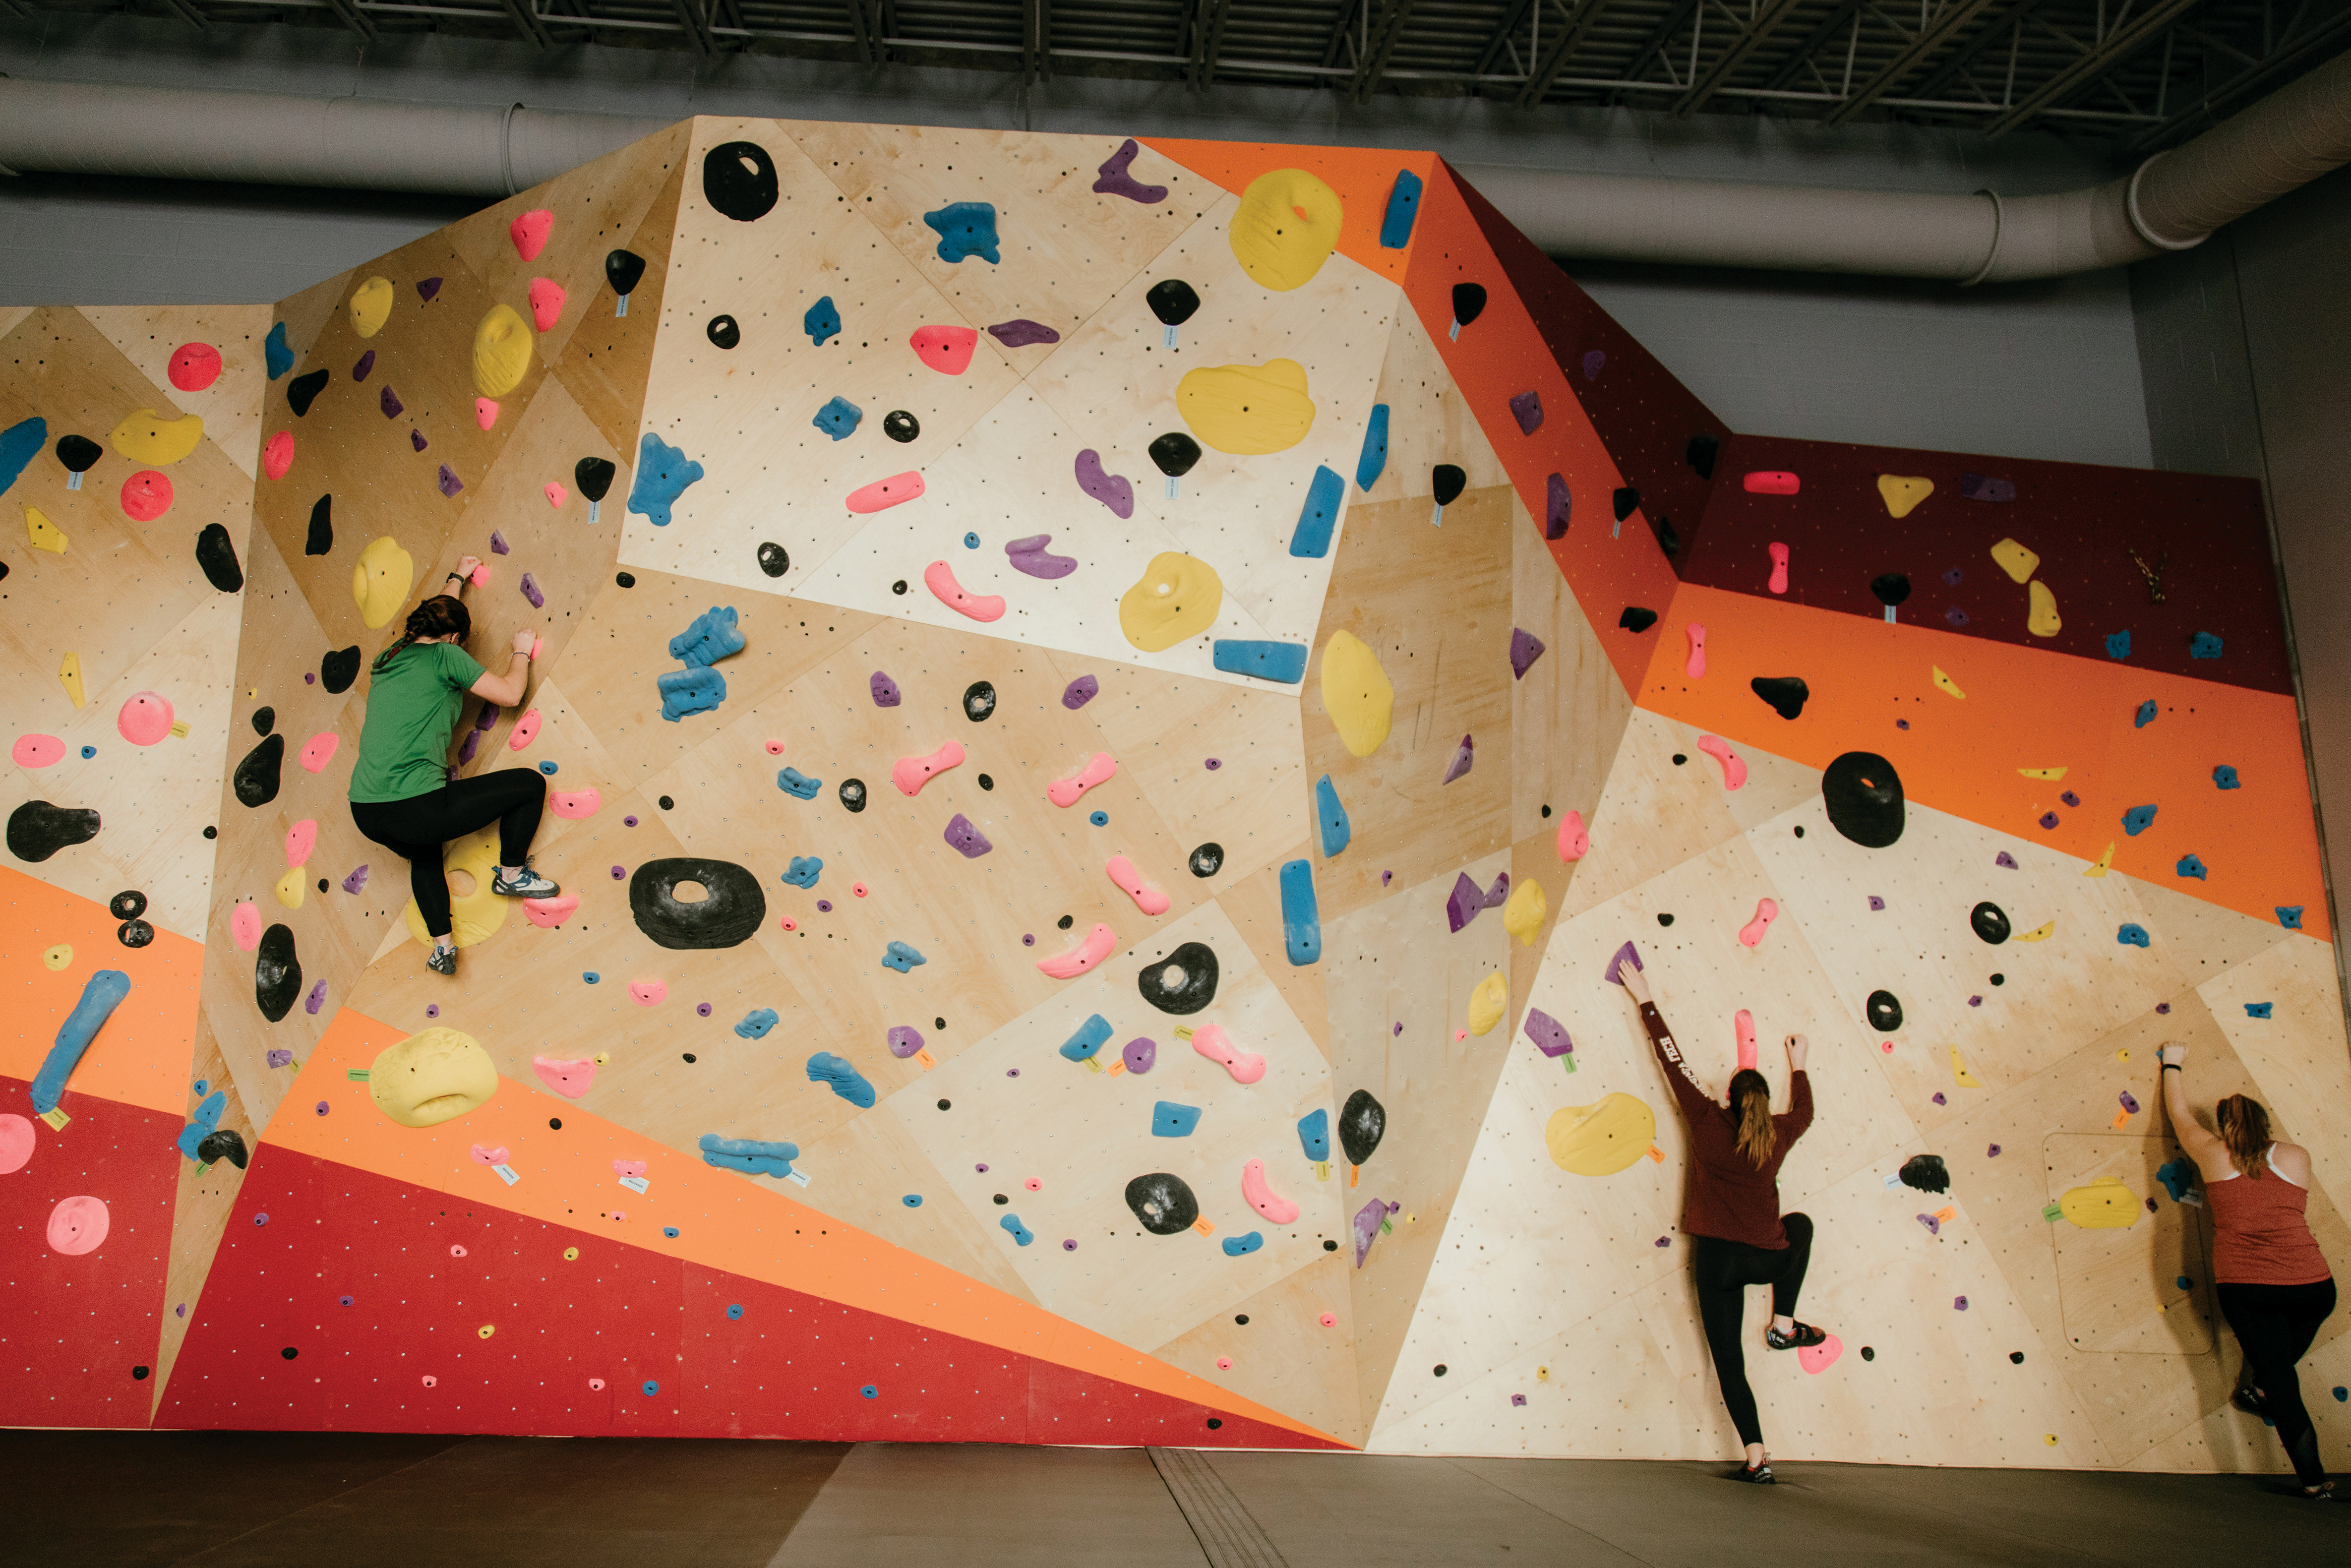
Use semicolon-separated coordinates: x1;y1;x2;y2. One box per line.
160;1145;1343;1448
1683;433;2290;693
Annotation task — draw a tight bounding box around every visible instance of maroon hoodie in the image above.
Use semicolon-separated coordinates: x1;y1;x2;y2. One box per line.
1641;1002;1812;1248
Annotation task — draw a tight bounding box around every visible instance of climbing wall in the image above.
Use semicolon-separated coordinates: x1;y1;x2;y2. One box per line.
5;120;2344;1469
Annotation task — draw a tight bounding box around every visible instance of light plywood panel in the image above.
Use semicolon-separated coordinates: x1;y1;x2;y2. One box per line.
80;304;274;479
1510;491;1633;849
1216;845;1328;1063
2197;934;2351;1223
2043;1132;2216;1355
1356;298;1509;508
555;148;690;456
1152;1250;1367;1446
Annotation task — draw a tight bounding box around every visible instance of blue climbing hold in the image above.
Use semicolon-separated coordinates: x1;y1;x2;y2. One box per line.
657;667;727;721
538;760;557;774
2123;804;2158;836
2214;765;2241;790
584;972;601;983
812;395;862;441
32;970;132;1115
1315;773;1351;858
882;940;926;973
193;1080;208;1097
726;1303;744;1320
699;1134;798;1178
1355;403;1390;491
1297;1108;1330;1162
1379;169;1423;249
1000;1213;1034;1246
2190;632;2223;659
1279;858;1322;966
668;605;744;668
0;416;46;498
1222;1231;1265;1256
1213;640;1309;685
782;856;822;888
2245;1002;2273;1018
79;746;95;760
963;531;980;549
664;1226;680;1238
2155;1159;2196;1202
643;1380;659;1396
735;1007;779;1039
627;431;705;526
2118;923;2151;948
804;296;841;345
1288;464;1345;559
923;201;1001;264
2104;630;2131;660
778;767;822;799
2134;699;2157;729
806;1050;876;1107
1152;1101;1202;1138
264;323;294;379
861;1384;879;1398
902;1194;922;1207
1059;1013;1113;1063
2278;905;2305;929
2333;1386;2347;1403
2177;854;2208;881
1089;810;1109;826
175;1091;227;1162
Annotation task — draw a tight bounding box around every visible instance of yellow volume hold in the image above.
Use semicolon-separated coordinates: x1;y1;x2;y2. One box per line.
1949;1046;1984;1088
1228;168;1345;291
2013;919;2055;942
1319;629;1393;756
352;535;415;629
1501;877;1547;946
1466;971;1508;1036
1931;665;1965;699
1545;1093;1657;1176
350;275;396;339
1991;537;2040;583
57;651;85;709
108;409;205;465
2084;840;2116;878
2058;1176;2141;1229
1176;359;1316;455
1876;474;1934;518
2027;580;2062;637
472;303;534;398
1117;551;1223;652
25;506;68;554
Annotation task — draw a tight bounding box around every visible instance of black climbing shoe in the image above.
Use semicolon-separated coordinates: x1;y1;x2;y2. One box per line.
492;865;561;898
427;943;457;977
1766;1321;1826;1351
1734;1462;1775;1484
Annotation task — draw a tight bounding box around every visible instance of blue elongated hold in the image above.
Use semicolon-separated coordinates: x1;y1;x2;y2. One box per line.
2105;630;2132;660
1315;773;1351;858
1524;1007;1574;1058
2245;1002;2274;1018
735;1007;779;1039
1213;640;1309;685
805;295;841;345
778;767;821;799
2214;765;2241;790
812;395;862;441
2134;699;2157;729
2177;853;2209;881
923;201;1001;264
807;1050;876;1107
1280;858;1321;966
264;322;293;379
2190;632;2223;659
1355;403;1390;491
0;416;46;498
1288;464;1345;559
2278;905;2305;930
700;1134;798;1178
882;941;926;974
32;969;132;1114
1001;1213;1034;1246
782;856;822;887
2122;803;2157;836
1059;1013;1113;1062
628;430;705;526
657;667;727;721
1379;169;1423;249
1297;1108;1330;1162
2155;1158;2197;1202
175;1091;226;1161
668;605;744;667
2118;923;2151;948
1222;1231;1265;1256
1153;1100;1202;1137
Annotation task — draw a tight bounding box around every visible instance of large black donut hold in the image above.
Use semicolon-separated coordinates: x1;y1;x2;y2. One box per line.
629;858;767;949
1137;941;1219;1015
703;141;780;222
1125;1172;1200;1235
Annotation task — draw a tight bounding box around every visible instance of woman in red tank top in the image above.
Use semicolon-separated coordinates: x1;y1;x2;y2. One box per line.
2159;1041;2335;1498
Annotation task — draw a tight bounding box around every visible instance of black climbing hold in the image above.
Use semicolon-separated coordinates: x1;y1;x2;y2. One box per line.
196;1128;250;1170
1612;486;1640;523
1323;1239;1339;1251
657;796;674;811
1866;990;1904;1033
233;734;285;808
1652;515;1679;558
1685;434;1719;479
1793;826;1805;838
1451;283;1486;326
756;541;789;578
682;1053;696;1063
132;1366;150;1380
1057;916;1075;930
606;249;647;296
615;572;635;588
934;1017;946;1030
196;523;244;592
117;919;154;948
703;140;780;222
316;879;327;892
1235;1314;1248;1325
1823;751;1904;848
838;778;867;813
1339;1090;1385;1166
321;646;361;694
305;494;332;556
251;706;275;737
1138;941;1220;1015
280;1347;298;1361
1147;279;1200;327
109;890;148;921
706;314;741;350
1618;607;1658;634
1433;1364;1448;1377
203;827;217;839
629;858;767;950
575;457;617;502
1149;432;1202;478
1657;913;1675;927
1971;901;2012;944
1433;464;1466;506
1862;1347;1876;1361
1991;973;2005;986
550;1117;563;1129
1671;754;1687;766
890;580;908;595
2009;1352;2024;1365
1189;842;1224;878
1898;1154;1950;1193
1872;573;1912;608
286;368;329;417
992;1193;1008;1205
882;410;920;443
1751;676;1811;721
54;434;101;473
977;774;994;791
1124;1172;1200;1235
1205;1417;1223;1430
937;1099;951;1111
1541;805;1551;818
8;801;99;863
255;923;302;1022
962;680;997;722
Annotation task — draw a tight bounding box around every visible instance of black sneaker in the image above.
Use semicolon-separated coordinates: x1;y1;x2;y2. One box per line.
1767;1321;1826;1351
1734;1462;1775;1484
492;866;561;898
427;943;457;977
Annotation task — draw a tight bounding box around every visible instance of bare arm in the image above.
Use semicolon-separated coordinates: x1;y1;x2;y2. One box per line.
2157;1042;2229;1175
469;631;535;708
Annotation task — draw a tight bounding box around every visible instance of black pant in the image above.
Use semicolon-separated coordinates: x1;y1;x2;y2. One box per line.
1690;1213;1815;1448
349;769;546;939
2217;1277;2336;1487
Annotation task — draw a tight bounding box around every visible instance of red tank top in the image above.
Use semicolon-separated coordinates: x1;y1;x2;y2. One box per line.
2205;1148;2332;1286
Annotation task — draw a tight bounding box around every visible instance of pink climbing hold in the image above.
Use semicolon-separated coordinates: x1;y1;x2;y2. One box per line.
1106;855;1170;916
262;431;295;480
168;341;223;392
613;1159;647;1179
892;740;966;797
469;1144;509;1166
285;819;317;868
1744;471;1800;496
1696;733;1746;791
1074;449;1135;519
508;709;542;750
0;1114;34;1175
1684;623;1707;679
46;1194;109;1255
509;208;554;261
628;979;667;1007
526;277;566;333
11;734;65;769
1798;1334;1843;1375
544;481;568;509
533;1055;597;1097
231;901;263;951
923;560;1004;622
1767;541;1790;595
121;470;172;522
1047;751;1118;808
1441;735;1474;785
1738;898;1779;950
299;732;339;772
1241;1158;1299;1224
116;692;174;746
1192;1023;1266;1084
468;560;491;588
1734;1008;1759;1070
1556;809;1589;861
523;894;577;928
910;324;979;376
475;398;499;432
550;788;602;819
1037;922;1117;979
846;471;925;513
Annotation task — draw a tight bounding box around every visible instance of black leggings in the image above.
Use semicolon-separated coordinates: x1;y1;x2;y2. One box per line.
2218;1277;2336;1487
349;769;547;939
1690;1213;1815;1448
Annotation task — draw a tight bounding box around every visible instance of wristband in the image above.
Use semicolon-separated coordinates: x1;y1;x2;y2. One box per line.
2162;1063;2181;1071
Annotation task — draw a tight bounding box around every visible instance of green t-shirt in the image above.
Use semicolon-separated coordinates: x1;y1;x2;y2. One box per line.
347;642;487;803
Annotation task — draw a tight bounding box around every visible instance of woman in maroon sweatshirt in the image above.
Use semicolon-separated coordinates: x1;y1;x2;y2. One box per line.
1613;943;1822;1483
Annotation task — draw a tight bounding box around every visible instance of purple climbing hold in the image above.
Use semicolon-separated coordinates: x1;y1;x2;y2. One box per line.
1352;1198;1395;1269
870;671;901;707
2060;790;2080;808
1868;895;1886;912
989;319;1061;348
943;813;993;858
381;385;404;419
1581;349;1605;381
490;530;510;555
1122;1036;1157;1074
2119;1091;2141;1114
1005;533;1077;580
1523;1007;1573;1058
1932;1092;1948;1106
1987;1143;2002;1157
352;349;376;382
1445;870;1510;933
474;703;500;732
1945;608;1970;629
1917;1213;1940;1237
1995;851;2018;869
887;1026;924;1059
457;730;482;764
341;864;369;894
519;571;544;609
267;1049;293;1069
409;429;428;452
1093;138;1169;203
1074;449;1135;519
1509;390;1544;436
1061;675;1099;710
1954;1295;1969;1310
416;277;443;301
2038;812;2061;830
1959;472;2015;503
437;464;464;498
1544;472;1570;540
304;980;328;1015
1510;628;1546;680
1441;734;1473;785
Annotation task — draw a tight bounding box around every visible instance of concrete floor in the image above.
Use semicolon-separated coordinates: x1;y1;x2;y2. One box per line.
4;1432;2341;1567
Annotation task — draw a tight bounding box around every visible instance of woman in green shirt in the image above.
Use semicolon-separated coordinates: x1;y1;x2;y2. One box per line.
347;556;560;976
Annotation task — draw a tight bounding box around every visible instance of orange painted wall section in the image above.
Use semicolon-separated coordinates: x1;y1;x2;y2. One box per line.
1639;583;2327;939
265;1007;1347;1448
1139;139;1434;282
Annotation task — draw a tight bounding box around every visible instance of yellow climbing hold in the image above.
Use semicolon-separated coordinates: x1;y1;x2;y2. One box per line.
472;303;533;398
1466;971;1508;1037
1176;359;1316;455
350;275;395;339
1117;551;1223;652
352;535;414;630
2014;919;2054;942
2084;840;2116;878
1991;537;2039;583
57;652;85;709
1228;168;1345;291
368;1026;499;1129
275;864;308;910
1876;474;1934;518
1949;1046;1984;1089
2058;1176;2141;1229
40;944;72;971
109;409;205;466
25;506;67;554
2026;580;2061;637
1502;877;1548;946
1544;1093;1657;1177
1931;665;1965;699
2017;766;2068;780
1319;630;1393;757
404;828;510;949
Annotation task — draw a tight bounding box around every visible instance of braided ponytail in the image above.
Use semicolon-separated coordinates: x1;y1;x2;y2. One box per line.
371;594;473;674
